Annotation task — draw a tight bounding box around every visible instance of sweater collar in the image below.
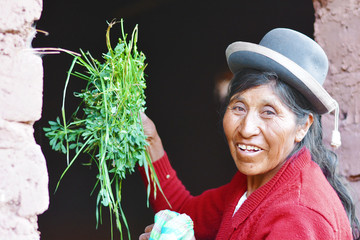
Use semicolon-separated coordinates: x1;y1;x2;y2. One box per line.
231;147;311;228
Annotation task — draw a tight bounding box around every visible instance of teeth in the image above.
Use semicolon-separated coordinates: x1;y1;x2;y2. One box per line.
238;144;261;151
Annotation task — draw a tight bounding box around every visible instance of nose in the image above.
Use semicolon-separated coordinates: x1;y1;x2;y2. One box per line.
238;111;261;138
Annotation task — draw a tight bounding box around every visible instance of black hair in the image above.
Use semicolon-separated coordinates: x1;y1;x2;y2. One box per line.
221;68;360;239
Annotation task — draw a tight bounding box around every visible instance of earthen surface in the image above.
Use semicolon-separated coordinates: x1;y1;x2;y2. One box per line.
0;0;49;239
313;0;360;216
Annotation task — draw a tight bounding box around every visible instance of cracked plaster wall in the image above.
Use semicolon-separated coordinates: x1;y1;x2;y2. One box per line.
0;0;49;239
313;0;360;218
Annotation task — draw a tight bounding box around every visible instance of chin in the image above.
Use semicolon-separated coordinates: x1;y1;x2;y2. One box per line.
235;162;262;176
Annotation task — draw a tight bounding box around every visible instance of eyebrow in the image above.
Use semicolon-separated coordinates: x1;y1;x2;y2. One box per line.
229;95;244;102
229;94;280;107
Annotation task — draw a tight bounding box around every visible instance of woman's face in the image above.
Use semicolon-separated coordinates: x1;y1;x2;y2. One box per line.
223;83;305;179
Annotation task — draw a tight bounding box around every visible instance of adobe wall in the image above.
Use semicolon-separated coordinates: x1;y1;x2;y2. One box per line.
0;0;48;239
313;0;360;216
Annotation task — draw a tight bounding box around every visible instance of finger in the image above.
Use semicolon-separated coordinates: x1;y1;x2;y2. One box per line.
140;112;149;123
144;223;154;233
140;111;146;118
139;232;151;240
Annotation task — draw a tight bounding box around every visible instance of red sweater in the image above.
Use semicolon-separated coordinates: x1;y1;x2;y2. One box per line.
140;148;352;239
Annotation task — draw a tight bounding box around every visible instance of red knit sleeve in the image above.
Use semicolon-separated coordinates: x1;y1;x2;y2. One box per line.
139;152;239;240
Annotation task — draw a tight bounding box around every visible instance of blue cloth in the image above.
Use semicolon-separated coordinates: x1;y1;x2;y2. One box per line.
149;209;194;240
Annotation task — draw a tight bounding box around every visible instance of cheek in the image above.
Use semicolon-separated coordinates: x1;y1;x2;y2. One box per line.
222;111;232;139
223;111;238;142
267;122;297;157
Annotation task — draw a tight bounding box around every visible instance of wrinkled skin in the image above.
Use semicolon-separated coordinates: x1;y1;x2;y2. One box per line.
223;84;312;195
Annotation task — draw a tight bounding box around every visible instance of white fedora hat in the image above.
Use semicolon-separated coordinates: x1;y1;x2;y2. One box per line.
226;28;337;115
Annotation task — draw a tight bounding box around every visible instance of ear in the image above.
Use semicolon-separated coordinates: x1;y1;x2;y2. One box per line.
295;113;314;143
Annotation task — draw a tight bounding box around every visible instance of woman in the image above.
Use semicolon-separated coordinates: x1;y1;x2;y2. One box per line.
139;28;359;239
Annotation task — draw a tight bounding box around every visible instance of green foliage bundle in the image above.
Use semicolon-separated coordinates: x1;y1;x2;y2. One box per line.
43;20;164;239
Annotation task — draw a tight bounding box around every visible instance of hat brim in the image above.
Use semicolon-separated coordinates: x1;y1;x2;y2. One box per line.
226;41;337;114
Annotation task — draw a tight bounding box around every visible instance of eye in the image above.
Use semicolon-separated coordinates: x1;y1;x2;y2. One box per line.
262;106;276;117
229;102;246;115
233;106;245;112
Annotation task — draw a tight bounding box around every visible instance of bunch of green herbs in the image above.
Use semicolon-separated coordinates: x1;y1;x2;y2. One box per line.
43;20;166;239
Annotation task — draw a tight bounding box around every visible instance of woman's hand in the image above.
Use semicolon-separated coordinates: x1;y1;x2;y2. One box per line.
139;224;154;240
141;112;165;162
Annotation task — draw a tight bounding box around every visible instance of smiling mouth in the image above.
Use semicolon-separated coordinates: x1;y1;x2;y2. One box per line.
237;144;262;152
